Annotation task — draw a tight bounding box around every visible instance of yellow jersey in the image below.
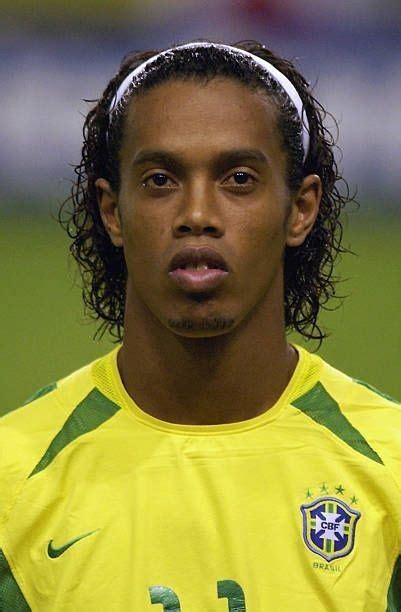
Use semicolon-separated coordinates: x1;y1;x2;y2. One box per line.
0;345;400;611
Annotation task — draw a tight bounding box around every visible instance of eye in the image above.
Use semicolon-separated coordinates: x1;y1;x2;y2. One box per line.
225;171;256;187
142;173;174;189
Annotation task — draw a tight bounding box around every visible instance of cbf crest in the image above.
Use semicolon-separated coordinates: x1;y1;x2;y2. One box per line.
300;496;361;561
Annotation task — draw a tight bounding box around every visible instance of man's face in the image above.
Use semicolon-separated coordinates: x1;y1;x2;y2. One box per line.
111;77;303;337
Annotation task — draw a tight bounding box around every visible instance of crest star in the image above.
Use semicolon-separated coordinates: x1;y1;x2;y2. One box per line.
320;483;329;494
350;495;358;504
306;489;313;499
335;485;345;495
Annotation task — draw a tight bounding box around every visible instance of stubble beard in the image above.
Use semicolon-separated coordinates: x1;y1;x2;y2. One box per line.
167;317;235;332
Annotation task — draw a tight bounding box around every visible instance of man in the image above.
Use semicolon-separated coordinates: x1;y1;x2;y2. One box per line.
0;40;400;611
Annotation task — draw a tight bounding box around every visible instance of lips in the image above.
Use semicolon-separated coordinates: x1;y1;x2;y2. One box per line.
168;246;229;292
168;246;229;273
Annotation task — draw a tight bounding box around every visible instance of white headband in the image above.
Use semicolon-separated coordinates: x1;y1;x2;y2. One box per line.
109;42;310;161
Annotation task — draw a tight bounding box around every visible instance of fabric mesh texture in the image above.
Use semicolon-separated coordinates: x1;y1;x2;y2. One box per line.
0;549;30;611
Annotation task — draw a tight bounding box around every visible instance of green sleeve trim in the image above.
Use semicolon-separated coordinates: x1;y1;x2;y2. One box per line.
292;382;383;465
0;549;30;611
387;555;401;611
29;388;120;478
23;382;57;405
354;379;400;405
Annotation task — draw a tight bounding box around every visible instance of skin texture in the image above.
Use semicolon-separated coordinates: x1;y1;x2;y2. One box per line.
96;77;322;425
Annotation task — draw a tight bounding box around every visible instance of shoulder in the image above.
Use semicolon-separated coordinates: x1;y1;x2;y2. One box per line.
317;356;400;424
1;357;97;441
295;346;399;420
312;354;401;485
0;356;101;530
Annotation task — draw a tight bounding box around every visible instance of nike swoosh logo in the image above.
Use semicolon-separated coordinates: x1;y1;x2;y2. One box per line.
47;529;99;558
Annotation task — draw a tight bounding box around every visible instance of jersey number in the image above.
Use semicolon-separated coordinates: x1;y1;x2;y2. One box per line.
149;580;246;610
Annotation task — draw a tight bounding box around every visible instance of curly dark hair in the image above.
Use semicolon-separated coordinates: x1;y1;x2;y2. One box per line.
59;39;354;344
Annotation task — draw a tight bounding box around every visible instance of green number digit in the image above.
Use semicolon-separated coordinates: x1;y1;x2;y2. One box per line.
149;585;182;611
217;580;247;612
148;580;246;610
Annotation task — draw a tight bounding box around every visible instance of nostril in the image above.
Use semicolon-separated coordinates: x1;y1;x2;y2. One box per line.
174;223;222;237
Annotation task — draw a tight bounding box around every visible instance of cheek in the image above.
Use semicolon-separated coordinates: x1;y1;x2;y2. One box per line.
236;213;287;266
120;207;169;271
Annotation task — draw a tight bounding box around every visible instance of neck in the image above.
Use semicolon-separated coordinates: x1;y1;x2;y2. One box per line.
117;288;297;426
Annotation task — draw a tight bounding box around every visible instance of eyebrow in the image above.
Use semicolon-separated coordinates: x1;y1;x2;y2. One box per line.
131;148;269;170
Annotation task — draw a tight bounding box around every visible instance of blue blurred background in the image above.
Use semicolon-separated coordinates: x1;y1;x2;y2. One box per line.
1;0;400;411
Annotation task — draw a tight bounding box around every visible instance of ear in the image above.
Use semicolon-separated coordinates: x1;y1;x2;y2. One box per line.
286;174;322;247
95;178;123;247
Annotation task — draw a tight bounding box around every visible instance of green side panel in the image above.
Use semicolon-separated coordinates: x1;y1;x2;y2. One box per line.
0;549;30;611
23;382;57;405
29;388;120;477
292;382;383;465
387;555;401;611
354;379;400;405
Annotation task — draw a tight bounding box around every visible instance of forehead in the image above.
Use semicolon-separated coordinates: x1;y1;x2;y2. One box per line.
121;77;284;166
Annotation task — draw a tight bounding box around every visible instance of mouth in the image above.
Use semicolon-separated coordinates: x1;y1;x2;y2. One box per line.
168;246;229;293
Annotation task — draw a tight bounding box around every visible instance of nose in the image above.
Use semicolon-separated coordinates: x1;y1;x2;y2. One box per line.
172;181;224;238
